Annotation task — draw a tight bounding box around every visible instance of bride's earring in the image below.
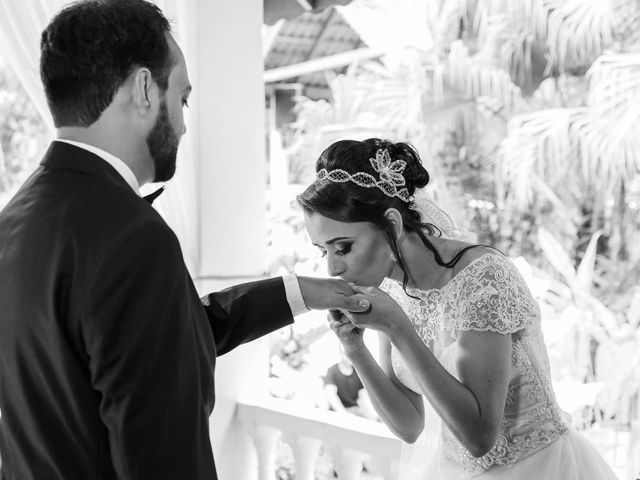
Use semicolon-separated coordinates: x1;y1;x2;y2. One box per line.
391;230;401;262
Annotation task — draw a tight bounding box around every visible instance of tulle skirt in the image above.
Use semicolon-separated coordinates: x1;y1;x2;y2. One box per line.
399;405;619;479
439;429;619;479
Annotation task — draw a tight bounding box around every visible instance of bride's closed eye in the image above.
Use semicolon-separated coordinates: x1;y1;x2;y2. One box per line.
316;243;352;257
334;243;352;255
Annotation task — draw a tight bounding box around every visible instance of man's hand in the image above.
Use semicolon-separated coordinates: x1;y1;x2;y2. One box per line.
297;276;370;312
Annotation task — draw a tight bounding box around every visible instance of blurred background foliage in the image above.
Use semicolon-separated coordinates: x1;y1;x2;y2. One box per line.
0;55;48;209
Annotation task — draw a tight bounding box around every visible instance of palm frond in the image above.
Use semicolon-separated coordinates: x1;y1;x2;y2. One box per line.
426;0;468;54
447;40;523;110
537;226;578;284
575;230;604;295
610;0;640;51
499;50;640;231
544;0;615;74
498;108;584;208
470;0;547;91
577;53;640;188
472;0;544;43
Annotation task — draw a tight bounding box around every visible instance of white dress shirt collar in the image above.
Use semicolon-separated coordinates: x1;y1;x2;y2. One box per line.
55;139;141;195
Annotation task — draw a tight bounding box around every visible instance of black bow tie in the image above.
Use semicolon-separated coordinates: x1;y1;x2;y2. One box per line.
143;187;165;204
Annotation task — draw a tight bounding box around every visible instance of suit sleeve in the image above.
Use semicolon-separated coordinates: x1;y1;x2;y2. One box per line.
84;219;215;479
201;277;294;356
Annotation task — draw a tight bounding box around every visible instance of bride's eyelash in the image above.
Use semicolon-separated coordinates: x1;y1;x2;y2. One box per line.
335;244;352;255
317;243;352;257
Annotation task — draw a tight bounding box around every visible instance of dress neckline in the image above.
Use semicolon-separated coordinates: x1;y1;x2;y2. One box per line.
385;251;505;298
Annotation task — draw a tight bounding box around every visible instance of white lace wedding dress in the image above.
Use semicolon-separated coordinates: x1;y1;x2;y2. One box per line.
381;252;619;479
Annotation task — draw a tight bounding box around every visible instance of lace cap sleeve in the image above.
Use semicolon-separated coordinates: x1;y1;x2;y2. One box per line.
444;253;540;337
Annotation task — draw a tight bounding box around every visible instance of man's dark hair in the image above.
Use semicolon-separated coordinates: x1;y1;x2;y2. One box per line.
40;0;174;127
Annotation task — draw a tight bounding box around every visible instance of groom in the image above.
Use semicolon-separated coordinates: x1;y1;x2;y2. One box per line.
0;1;369;479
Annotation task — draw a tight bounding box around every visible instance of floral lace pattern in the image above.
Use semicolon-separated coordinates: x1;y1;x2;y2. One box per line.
381;253;568;477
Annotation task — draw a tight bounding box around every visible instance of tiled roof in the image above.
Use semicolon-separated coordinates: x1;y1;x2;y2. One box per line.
264;7;365;97
263;1;432;98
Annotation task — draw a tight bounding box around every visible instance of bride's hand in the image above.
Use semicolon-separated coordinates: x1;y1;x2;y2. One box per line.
327;309;365;354
348;285;412;335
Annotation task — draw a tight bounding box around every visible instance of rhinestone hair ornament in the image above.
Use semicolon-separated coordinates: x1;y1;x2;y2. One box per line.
315;148;416;208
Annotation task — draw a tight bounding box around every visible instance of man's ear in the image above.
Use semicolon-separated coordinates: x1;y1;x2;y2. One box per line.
131;68;156;114
384;208;404;239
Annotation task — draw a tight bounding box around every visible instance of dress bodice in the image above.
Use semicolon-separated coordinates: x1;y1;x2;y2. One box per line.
381;253;568;477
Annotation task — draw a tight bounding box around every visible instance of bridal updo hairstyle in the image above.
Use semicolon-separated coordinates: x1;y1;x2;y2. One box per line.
298;138;474;290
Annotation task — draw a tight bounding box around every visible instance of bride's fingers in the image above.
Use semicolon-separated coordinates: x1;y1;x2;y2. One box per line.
328;309;358;325
328;318;358;334
337;309;362;325
327;312;348;326
328;316;350;328
335;309;360;322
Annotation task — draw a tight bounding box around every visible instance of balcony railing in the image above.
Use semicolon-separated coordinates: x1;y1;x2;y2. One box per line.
236;397;403;480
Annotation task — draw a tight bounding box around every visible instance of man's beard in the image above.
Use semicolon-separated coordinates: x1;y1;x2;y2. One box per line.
147;98;179;182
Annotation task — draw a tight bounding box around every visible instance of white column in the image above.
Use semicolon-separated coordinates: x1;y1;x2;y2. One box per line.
282;433;322;480
183;0;269;479
367;455;399;480
150;0;200;274
328;445;368;480
247;424;281;480
196;0;267;278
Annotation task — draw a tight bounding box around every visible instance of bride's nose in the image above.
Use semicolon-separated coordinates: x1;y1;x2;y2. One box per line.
327;255;345;277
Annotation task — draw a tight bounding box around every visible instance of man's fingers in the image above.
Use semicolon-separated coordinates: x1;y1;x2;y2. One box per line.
339;293;371;313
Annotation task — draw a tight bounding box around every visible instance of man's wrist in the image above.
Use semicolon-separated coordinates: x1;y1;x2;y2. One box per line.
283;273;310;316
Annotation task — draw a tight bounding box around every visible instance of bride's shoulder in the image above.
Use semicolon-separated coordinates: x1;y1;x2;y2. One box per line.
450;245;505;276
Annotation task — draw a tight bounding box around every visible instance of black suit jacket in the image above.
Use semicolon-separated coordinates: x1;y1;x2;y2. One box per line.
0;142;294;479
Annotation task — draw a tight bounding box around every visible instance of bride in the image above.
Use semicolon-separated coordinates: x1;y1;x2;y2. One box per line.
297;138;619;479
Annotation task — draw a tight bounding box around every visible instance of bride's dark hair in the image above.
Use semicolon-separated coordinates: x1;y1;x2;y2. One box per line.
297;138;477;290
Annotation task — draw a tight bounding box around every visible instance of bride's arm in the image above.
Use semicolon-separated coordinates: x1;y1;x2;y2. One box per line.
388;324;511;457
350;333;425;442
329;314;424;443
349;288;511;458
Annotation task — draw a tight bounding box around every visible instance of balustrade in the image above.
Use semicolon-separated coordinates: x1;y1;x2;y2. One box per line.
237;397;402;480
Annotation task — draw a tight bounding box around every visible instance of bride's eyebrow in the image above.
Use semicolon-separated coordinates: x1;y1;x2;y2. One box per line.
311;236;353;247
325;236;352;245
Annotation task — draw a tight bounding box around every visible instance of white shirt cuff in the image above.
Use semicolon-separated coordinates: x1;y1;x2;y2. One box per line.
283;273;309;316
